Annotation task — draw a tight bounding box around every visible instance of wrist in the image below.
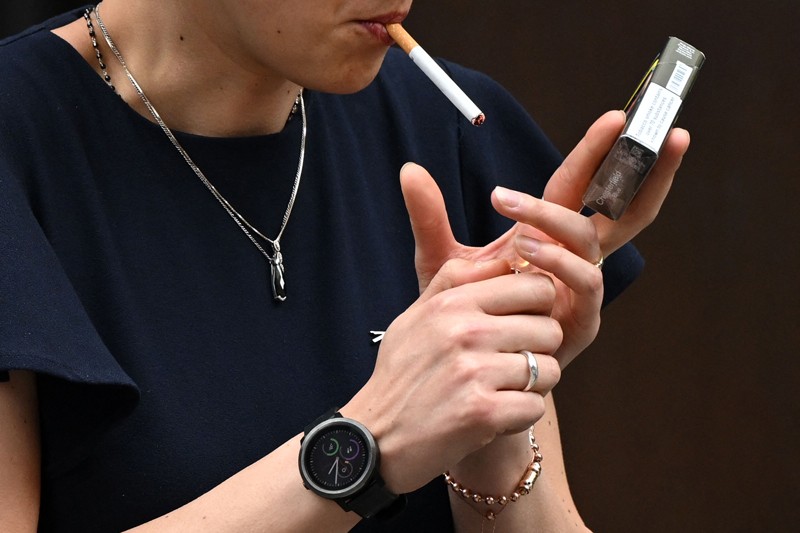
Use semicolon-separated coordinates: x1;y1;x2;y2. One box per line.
449;432;532;495
298;408;406;521
339;392;409;494
445;428;543;521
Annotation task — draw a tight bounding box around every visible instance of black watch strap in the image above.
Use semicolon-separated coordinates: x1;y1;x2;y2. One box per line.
303;406;342;435
341;478;407;520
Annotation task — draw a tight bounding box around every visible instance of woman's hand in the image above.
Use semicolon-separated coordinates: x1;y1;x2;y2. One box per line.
540;110;690;254
341;258;563;494
400;110;691;367
401;167;603;367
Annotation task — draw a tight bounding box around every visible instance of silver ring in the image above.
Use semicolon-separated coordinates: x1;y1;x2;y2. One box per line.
519;350;539;392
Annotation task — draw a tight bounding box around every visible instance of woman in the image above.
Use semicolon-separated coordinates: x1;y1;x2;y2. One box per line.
0;1;689;531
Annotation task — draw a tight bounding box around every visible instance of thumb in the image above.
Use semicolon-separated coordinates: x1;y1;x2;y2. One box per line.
543;110;626;211
399;162;459;292
417;257;512;305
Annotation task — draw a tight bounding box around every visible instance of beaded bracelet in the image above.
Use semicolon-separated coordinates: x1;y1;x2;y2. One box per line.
444;427;543;522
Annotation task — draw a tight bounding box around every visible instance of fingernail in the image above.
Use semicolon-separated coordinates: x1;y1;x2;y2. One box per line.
516;235;541;256
494;186;521;208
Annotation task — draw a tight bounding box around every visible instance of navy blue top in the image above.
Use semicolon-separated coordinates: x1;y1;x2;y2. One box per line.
0;9;643;532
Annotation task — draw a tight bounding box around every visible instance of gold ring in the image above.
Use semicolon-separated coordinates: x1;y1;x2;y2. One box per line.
593;255;604;270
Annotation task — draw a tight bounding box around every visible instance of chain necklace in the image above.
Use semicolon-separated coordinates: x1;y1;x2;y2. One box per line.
92;4;306;302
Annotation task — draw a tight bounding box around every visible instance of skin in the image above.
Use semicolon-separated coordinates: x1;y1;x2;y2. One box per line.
2;0;691;531
400;117;689;530
55;0;411;136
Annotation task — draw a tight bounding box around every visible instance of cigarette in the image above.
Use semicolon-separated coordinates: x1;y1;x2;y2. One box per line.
385;23;485;126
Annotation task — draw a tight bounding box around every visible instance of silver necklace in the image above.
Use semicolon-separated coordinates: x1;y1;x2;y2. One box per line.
93;4;306;302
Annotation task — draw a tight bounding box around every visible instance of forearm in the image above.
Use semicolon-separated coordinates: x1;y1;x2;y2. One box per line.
449;394;590;533
1;368;365;533
126;434;361;533
0;371;40;533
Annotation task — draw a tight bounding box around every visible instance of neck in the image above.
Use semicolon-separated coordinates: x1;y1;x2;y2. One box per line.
82;1;303;136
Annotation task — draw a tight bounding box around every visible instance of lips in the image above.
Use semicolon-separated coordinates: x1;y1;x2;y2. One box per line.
359;21;394;46
358;11;408;46
365;11;408;25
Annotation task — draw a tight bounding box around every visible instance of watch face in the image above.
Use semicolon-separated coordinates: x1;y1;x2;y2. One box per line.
301;418;377;497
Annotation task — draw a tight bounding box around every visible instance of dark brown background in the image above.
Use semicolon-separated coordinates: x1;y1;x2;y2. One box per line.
3;2;798;531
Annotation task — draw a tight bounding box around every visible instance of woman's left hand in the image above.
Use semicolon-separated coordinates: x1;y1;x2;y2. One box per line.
402;165;603;367
400;110;691;367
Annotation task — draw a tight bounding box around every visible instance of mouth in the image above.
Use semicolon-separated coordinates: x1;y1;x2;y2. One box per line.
358;12;408;46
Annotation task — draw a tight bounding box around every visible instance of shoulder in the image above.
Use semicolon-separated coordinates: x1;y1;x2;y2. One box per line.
0;8;83;65
0;9;87;107
0;11;98;166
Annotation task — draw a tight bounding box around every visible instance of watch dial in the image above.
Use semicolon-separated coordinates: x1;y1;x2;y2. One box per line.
307;426;369;490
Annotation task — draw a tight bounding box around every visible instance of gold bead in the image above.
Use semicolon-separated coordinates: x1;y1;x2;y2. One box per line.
440;437;545;515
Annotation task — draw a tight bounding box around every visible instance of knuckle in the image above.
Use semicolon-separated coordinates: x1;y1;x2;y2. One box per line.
531;273;557;303
429;287;465;315
542;355;562;388
557;158;578;188
546;317;564;349
644;207;659;227
529;394;547;423
437;257;474;286
452;354;484;383
551;363;563;386
435;310;489;352
456;389;498;441
452;320;489;350
582;216;600;244
585;266;605;294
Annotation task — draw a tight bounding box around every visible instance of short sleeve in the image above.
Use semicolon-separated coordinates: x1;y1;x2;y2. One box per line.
0;151;139;476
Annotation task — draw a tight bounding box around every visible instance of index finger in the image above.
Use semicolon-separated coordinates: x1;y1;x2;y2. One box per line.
491;188;601;264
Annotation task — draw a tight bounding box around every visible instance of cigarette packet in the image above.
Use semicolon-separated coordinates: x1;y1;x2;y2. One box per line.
583;36;705;220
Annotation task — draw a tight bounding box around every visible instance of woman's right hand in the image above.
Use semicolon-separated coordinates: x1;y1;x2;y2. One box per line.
341;257;564;494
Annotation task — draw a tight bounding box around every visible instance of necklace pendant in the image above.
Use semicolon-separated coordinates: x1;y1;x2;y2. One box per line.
270;251;287;302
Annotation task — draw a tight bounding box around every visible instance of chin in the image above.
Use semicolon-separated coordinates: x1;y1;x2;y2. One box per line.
303;50;388;95
322;73;381;95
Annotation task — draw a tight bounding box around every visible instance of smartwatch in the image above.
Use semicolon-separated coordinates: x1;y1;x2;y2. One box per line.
299;408;405;520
